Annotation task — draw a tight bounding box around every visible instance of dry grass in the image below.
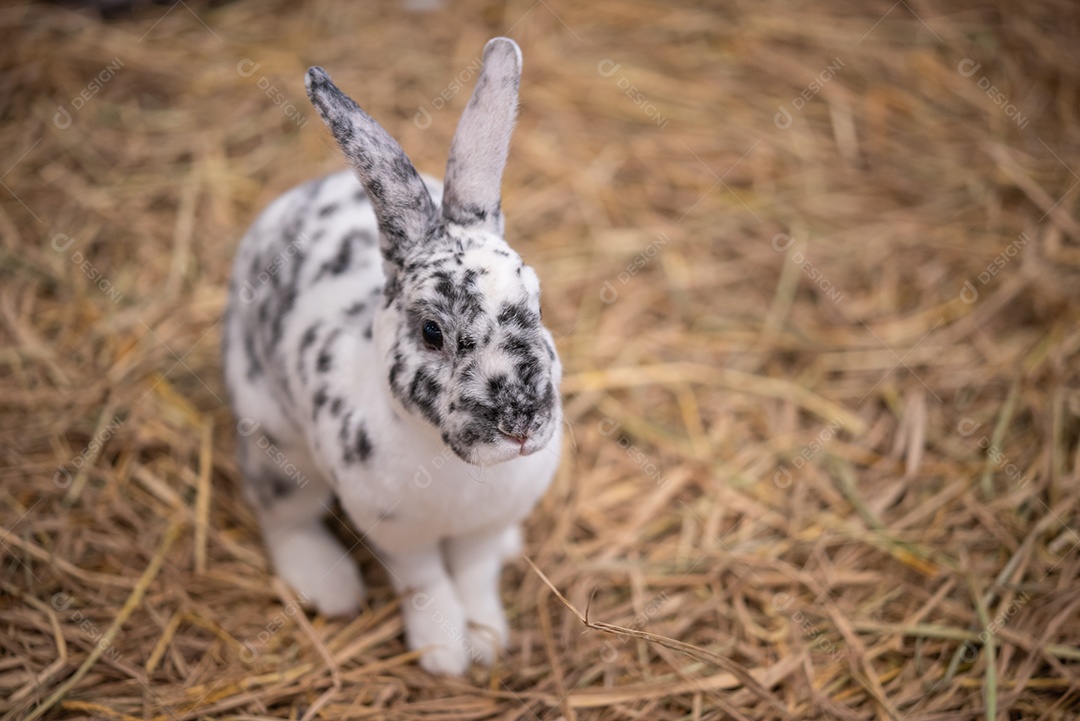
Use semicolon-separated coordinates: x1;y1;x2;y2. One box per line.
3;0;1080;718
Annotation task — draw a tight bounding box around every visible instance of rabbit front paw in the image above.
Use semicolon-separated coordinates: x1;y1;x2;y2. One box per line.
465;609;509;667
406;585;474;675
267;525;365;617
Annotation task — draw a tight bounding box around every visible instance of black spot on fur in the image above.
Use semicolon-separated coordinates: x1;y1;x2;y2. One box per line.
317;352;332;373
252;467;298;507
330;396;344;416
354;425;373;463
368;178;384;202
388;353;405;391
269;471;294;499
267;285;299;352
313;234;352;282
244;330;263;379
502;334;531;359
312;387;329;420
425;267;484;323
516;358;541;386
338;410;351;453
488;374;508;395
318;203;339;218
339;413;373;465
364;324;373;340
409;367;443;425
384;274;402;304
497;301;536;328
317;328;341;374
300;323;321;352
344;301;367;317
297;322;322;382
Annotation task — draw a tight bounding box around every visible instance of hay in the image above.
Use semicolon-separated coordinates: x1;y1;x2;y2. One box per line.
3;0;1079;718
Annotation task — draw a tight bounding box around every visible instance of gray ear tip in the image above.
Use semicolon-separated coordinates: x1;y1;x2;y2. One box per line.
484;37;522;69
305;66;331;92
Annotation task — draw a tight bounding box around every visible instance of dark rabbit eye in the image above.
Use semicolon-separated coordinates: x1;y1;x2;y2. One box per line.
421;319;443;350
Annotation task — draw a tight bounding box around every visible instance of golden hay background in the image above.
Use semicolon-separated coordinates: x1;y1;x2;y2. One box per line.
3;0;1080;718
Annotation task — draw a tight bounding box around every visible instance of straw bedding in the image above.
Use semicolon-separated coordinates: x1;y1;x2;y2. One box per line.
2;0;1079;718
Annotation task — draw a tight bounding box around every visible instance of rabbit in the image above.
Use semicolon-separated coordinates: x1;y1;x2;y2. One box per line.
221;37;563;675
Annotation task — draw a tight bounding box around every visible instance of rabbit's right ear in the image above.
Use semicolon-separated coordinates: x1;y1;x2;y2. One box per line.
306;67;440;268
442;38;522;232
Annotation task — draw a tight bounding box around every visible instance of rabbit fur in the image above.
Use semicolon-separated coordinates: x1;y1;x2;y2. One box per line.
221;38;562;675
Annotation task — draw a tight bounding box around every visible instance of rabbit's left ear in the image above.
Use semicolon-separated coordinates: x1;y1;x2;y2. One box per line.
442;37;522;232
306;67;440;269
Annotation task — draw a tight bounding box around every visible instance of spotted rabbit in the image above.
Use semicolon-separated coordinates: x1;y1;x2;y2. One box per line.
222;38;562;675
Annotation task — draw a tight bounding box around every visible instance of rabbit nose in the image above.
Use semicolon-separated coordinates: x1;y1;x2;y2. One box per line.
499;431;528;446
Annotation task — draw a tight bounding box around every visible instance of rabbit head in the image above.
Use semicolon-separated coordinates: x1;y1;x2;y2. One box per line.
305;38;561;467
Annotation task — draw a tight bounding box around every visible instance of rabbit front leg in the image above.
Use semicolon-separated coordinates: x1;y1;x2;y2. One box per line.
445;525;520;666
383;545;475;675
238;434;365;617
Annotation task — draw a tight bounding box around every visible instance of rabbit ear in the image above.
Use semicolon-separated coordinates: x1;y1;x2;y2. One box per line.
442;37;522;231
306;67;439;267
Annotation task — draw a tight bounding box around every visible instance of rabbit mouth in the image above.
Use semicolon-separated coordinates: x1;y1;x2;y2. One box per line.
452;416;556;467
499;431;551;458
467;434;535;466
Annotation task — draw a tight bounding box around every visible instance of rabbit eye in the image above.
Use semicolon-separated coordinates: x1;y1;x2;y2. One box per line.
421;319;444;350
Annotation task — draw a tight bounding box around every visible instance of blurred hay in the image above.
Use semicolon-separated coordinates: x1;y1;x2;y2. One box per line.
2;0;1080;719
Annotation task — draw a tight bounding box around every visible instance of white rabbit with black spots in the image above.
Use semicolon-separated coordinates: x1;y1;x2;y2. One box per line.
222;38;562;675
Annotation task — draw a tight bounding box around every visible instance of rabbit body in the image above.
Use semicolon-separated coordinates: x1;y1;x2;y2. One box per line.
222;39;562;675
